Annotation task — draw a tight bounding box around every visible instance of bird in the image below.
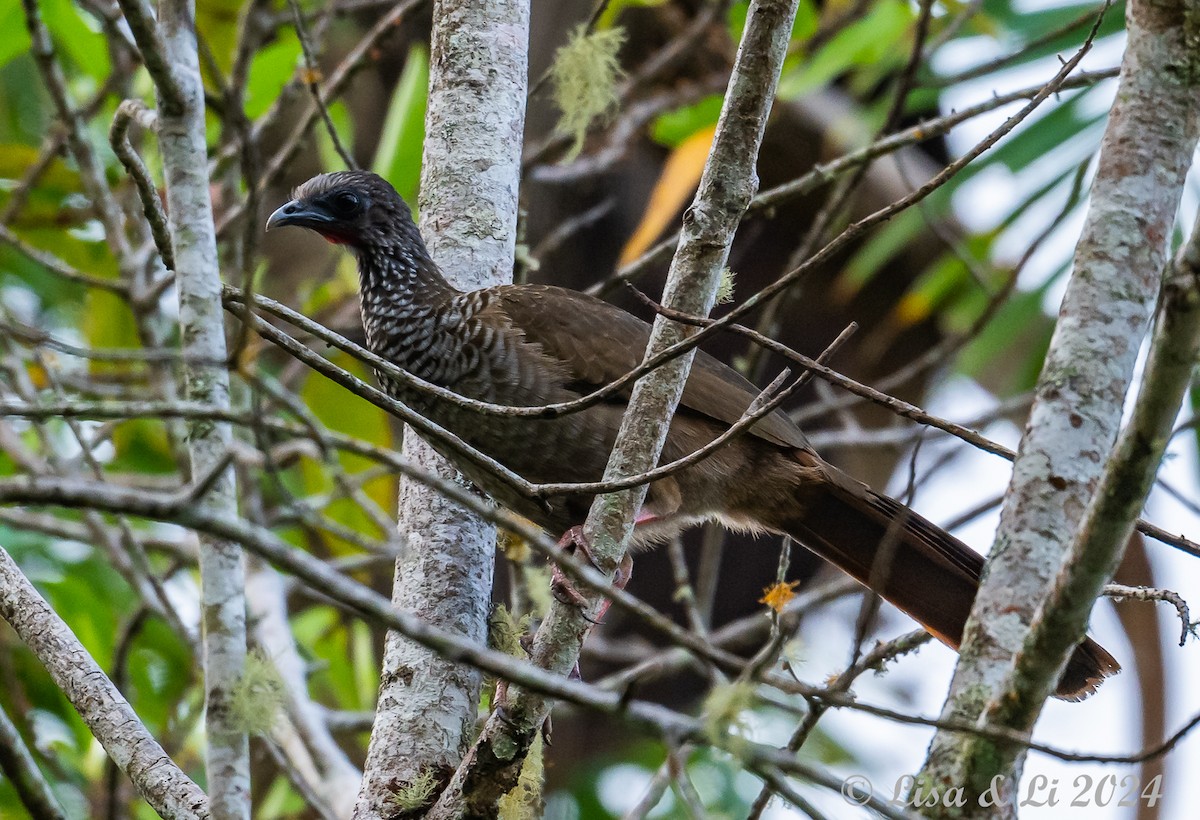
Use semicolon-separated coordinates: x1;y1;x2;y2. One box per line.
267;170;1119;700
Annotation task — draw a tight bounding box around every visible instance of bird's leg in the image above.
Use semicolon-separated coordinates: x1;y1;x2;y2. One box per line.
497;531;635;739
548;527;591;610
540;523;636;722
549;522;637;623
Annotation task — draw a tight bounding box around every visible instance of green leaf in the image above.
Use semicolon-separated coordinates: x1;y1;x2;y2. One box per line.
372;45;428;203
0;143;82;191
296;606;366;711
1188;385;1200;471
793;0;819;40
979;90;1106;176
0;57;52;144
194;0;243;75
727;1;749;41
981;0;1124;37
0;0;33;70
315;100;355;172
896;252;979;329
297;351;394;530
259;775;309;819
596;0;668;28
836;207;928;298
956;284;1056;394
778;0;914;99
649;94;722;148
996;12;1124;71
299;352;392;457
246;33;301;120
42;0;110;80
351;620;377;709
126;619;194;730
993;164;1081;234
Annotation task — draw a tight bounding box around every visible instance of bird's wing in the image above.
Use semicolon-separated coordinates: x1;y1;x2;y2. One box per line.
490;284;809;450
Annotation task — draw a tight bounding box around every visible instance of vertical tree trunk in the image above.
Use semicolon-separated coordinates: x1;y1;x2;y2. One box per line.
154;0;249;816
918;0;1200;813
426;1;802;814
352;2;529;816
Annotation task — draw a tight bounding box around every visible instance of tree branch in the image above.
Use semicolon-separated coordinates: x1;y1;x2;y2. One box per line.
0;702;66;820
0;547;210;820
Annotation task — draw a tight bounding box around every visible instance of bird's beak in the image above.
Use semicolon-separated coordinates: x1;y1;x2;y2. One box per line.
265;199;335;232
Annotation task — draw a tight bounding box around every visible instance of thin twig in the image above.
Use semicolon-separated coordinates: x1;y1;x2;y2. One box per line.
110;100;175;270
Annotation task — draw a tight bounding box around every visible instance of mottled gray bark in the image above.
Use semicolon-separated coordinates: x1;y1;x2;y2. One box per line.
425;1;801;816
132;0;250;814
352;1;528;817
918;0;1200;814
0;547;210;820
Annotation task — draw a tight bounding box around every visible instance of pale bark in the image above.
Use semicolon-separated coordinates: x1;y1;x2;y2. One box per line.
0;547;210;820
116;0;250;814
919;0;1200;813
352;1;528;817
425;1;801;815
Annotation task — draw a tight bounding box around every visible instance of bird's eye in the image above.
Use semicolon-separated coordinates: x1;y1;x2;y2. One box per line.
329;191;362;216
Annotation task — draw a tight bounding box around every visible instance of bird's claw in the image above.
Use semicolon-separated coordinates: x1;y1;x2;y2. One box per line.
548;526;633;624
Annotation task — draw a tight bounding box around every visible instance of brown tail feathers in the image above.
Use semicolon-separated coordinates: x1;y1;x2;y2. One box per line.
770;461;1120;700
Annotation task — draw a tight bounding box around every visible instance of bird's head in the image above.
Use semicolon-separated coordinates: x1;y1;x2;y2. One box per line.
266;171;417;252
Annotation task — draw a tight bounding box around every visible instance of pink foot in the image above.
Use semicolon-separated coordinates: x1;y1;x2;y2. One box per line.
549;525;634;624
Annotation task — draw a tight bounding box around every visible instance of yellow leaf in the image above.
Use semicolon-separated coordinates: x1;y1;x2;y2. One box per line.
25;361;48;389
894;291;933;327
618;124;716;267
